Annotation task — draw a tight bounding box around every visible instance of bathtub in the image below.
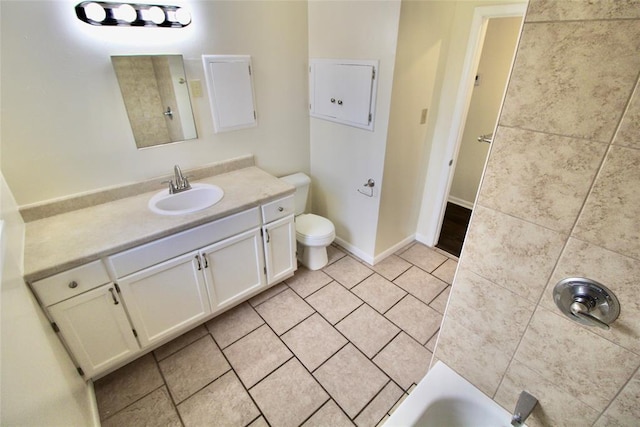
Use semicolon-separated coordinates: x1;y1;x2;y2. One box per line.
384;361;516;426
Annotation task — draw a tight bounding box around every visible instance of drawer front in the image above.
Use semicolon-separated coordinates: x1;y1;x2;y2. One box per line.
262;195;295;223
107;207;261;278
31;260;111;306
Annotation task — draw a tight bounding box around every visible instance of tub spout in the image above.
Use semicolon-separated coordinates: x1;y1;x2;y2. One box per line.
511;391;538;426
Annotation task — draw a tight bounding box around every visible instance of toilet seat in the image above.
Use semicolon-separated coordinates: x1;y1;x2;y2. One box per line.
295;213;335;246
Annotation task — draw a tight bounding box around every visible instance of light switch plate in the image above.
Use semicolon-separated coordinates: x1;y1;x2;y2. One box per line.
190;80;203;98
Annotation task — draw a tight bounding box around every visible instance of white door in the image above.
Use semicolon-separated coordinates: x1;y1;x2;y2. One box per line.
263;215;297;285
117;252;212;348
201;228;265;312
48;283;139;378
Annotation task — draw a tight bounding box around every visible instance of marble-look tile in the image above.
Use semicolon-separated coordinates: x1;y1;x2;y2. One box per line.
306;281;363;324
393;266;448;305
595;367;640;427
373;333;432;391
431;258;457;284
249;282;288;307
500;20;640;142
282;313;347;371
388;392;409;415
94;353;164;420
178;371;260;427
542;238;640;354
154;325;209;361
159;335;231;403
461;206;565;302
323;256;374;289
327;245;348;265
223;324;292;389
248;416;269;427
314;344;389;418
354;381;403;427
254;288;314;335
286;266;333;298
429;286;450;314
615;79;640;150
101;386;181;427
372;255;412;281
574;146;640;260
445;268;533;354
384;295;442;345
495;359;600;427
479;127;607;233
434;317;511;396
206;302;264;349
250;359;329;427
397;243;447;273
515;307;640;411
376;415;390;427
302;400;354;427
526;0;640;22
425;330;438;352
351;274;407;313
336;305;400;358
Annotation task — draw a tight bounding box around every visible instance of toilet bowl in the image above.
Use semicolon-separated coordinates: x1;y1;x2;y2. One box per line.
280;173;336;270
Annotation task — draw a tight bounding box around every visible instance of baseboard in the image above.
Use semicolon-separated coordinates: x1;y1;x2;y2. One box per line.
372;234;416;265
415;233;434;247
87;380;101;427
447;196;474;210
333;236;374;265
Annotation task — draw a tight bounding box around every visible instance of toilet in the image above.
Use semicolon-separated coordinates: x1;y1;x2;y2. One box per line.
280;173;335;270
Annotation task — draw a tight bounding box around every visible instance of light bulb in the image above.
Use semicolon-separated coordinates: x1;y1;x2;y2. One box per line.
114;4;137;23
145;6;165;24
84;2;106;22
175;8;191;25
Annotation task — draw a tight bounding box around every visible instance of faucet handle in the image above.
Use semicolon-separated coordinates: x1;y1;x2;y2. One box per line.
161;180;176;194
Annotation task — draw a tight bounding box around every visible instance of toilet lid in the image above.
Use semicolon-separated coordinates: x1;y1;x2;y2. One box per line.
296;214;334;238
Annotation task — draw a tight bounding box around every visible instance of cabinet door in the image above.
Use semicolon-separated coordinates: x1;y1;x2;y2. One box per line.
201;228;266;312
48;283;139;378
117;252;212;348
263;215;297;285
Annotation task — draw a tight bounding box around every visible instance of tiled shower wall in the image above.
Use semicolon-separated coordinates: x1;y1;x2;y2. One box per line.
433;1;640;426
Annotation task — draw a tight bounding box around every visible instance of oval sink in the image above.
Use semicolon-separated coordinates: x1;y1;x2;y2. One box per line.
148;183;224;215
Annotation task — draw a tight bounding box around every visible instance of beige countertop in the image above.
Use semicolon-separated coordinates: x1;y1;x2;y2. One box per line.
24;166;294;283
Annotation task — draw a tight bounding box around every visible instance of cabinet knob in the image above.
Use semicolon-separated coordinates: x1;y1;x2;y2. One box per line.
278;207;284;212
68;281;78;289
330;98;336;103
337;99;343;105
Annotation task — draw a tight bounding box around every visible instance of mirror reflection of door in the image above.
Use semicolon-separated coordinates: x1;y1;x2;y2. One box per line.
111;55;197;149
436;16;522;257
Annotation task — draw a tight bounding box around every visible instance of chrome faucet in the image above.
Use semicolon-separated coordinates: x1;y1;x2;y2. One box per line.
511;391;538;426
164;165;192;194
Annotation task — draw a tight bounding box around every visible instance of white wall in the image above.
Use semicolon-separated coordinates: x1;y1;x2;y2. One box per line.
0;173;97;426
449;16;521;206
1;0;309;206
308;0;402;262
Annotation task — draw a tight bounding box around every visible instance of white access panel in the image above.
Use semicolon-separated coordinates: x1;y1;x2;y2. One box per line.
202;55;257;133
310;59;378;131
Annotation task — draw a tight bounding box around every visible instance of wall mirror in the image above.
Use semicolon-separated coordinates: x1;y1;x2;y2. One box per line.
111;54;197;149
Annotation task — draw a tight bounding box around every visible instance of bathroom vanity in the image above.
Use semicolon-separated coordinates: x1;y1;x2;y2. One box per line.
23;162;297;379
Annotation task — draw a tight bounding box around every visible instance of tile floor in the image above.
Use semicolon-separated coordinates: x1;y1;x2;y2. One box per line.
94;242;457;427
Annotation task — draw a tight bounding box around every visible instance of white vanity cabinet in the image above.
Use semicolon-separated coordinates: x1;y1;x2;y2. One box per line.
261;196;297;285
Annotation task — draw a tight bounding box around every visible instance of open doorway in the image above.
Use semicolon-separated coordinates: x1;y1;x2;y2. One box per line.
435;16;522;257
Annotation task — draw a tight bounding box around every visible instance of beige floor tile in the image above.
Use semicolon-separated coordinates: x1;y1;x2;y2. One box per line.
223;324;292;388
154;325;210;361
323;256;374;289
178;371;260;427
281;313;347;371
286;266;333;298
389;392;409;415
354;381;403;427
327;245;348;265
159;335;231;403
206;302;264;349
249;282;288;307
101;386;180;427
351;274;407;314
94;353;164;420
429;286;450;314
373;332;431;390
425;330;439;352
248;416;269;427
385;295;442;344
431;258;457;284
302;400;354;427
397;243;447;273
393;266;448;305
251;358;329;427
336;305;400;358
372;255;412;281
254;288;314;335
306;281;363;324
314;344;389;418
377;415;390;426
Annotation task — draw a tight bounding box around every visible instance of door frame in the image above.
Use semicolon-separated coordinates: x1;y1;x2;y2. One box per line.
416;3;526;247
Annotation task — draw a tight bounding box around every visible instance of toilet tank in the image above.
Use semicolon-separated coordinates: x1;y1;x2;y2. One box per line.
280;173;311;215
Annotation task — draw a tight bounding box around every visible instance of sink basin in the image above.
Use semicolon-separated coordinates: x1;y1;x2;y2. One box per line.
148;183;224;215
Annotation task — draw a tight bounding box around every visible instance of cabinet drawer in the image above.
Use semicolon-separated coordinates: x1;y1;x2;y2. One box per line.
31;260;111;307
262;195;295;223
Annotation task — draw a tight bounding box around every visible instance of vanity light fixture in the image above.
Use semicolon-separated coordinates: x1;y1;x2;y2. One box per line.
75;2;192;28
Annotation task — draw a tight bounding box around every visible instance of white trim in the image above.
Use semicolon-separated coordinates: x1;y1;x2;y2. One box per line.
87;381;101;427
334;236;374;265
372;234;416;265
447;196;474;211
418;3;526;246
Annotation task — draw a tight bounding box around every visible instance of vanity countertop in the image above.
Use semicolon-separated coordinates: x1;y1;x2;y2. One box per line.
23;166;294;283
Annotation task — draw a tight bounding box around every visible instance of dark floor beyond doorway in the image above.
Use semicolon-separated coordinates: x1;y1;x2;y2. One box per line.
436;202;472;258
